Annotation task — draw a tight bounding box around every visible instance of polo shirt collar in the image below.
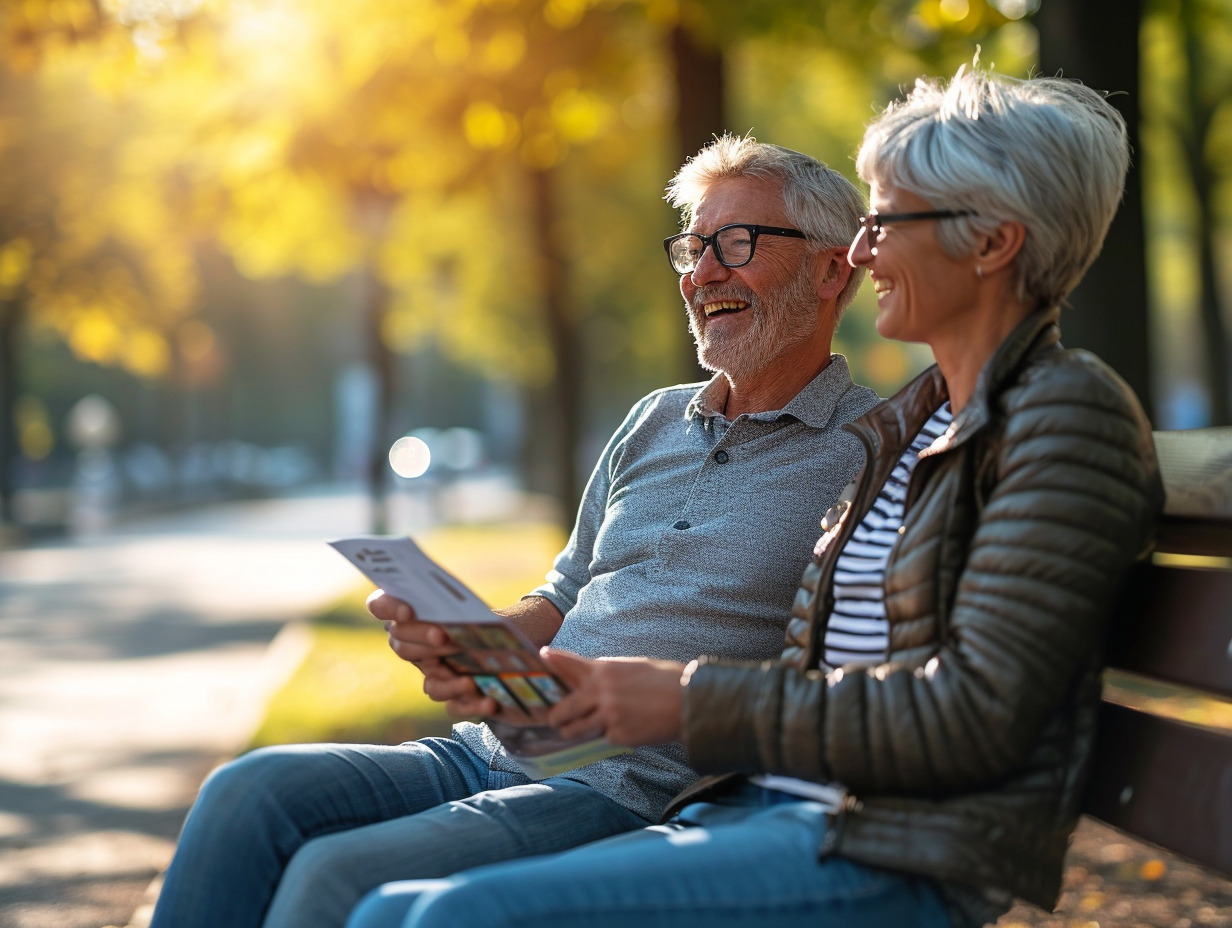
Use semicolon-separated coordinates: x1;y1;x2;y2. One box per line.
685;354;854;428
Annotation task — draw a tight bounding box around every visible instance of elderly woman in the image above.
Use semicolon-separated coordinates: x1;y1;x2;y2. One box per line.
346;67;1164;928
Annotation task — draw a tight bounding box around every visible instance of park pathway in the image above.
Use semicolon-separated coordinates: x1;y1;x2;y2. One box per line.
0;490;372;928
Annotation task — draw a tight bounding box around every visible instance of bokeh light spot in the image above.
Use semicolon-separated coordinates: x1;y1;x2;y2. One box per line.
939;0;970;23
389;436;431;478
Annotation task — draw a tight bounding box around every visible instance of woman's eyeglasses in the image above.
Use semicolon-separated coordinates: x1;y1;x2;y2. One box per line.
858;209;976;242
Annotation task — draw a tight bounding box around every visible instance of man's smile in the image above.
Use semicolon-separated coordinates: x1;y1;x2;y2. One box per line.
703;300;750;317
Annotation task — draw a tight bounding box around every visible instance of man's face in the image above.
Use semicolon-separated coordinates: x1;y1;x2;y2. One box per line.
680;177;820;385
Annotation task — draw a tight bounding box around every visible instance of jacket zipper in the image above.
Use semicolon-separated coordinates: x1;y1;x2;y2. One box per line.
805;422;887;669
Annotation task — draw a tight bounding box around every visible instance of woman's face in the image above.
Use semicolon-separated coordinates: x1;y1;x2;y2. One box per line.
847;182;978;346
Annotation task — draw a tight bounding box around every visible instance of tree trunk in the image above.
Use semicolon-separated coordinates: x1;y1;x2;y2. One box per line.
1037;0;1154;418
670;24;727;174
1180;0;1230;425
0;297;22;526
668;24;726;385
528;165;582;529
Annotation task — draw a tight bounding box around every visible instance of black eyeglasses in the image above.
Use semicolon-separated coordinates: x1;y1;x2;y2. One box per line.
663;223;809;275
858;209;976;242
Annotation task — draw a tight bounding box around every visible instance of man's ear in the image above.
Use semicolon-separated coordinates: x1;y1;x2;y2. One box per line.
814;248;851;300
978;221;1026;275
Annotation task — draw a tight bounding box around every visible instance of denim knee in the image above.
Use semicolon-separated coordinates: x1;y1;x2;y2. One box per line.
194;745;296;813
267;832;381;926
345;886;395;928
401;881;473;928
345;881;451;928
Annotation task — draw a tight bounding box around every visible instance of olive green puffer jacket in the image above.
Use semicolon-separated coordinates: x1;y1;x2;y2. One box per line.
675;306;1164;909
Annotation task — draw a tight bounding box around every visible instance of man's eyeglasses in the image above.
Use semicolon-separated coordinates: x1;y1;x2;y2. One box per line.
858;209;976;243
663;223;809;275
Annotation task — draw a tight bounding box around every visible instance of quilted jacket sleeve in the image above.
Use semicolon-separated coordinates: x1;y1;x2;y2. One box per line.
681;353;1165;794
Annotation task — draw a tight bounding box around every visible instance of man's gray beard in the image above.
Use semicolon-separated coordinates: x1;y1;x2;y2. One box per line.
688;266;820;385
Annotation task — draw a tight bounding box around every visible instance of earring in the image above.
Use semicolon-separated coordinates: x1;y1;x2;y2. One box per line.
975;265;984;280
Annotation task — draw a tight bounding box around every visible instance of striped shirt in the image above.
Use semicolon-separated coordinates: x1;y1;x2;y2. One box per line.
823;402;953;669
750;402;953;809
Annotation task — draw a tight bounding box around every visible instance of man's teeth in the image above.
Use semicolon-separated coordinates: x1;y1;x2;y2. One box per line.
703;301;748;317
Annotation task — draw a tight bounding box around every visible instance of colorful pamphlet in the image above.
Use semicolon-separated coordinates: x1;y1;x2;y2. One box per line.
327;534;628;779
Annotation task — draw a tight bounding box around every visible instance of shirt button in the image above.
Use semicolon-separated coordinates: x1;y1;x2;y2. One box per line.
714;450;729;464
673;520;691;530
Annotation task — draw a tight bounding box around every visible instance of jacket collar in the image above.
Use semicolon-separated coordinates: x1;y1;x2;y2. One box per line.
851;305;1063;454
952;304;1062;442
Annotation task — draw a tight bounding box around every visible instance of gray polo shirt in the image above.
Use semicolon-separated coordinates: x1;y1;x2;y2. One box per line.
453;355;879;821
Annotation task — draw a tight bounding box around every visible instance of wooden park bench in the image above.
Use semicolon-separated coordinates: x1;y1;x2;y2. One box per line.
1083;426;1232;879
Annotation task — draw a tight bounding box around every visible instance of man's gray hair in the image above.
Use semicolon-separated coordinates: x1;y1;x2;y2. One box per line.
665;134;867;316
855;66;1130;310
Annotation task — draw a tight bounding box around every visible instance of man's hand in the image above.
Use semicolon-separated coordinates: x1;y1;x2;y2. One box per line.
366;590;497;719
542;649;686;747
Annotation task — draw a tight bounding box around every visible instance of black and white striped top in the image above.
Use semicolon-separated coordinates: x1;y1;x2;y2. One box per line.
822;402;953;670
750;401;955;808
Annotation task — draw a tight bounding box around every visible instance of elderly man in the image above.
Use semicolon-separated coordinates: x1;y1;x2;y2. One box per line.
148;134;879;928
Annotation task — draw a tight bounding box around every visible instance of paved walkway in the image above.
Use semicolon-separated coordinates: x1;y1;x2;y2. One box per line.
0;490;375;928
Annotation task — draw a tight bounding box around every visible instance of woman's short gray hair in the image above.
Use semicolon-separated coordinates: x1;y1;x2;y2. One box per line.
666;134;867;316
855;67;1130;310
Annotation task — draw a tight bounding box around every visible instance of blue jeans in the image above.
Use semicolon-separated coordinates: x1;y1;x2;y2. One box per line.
148;738;650;928
345;787;955;928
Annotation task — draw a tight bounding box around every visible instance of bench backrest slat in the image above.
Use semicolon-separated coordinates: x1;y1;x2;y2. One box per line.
1086;703;1232;876
1105;561;1232;701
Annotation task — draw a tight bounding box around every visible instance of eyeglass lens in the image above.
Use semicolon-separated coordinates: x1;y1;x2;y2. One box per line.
668;226;756;274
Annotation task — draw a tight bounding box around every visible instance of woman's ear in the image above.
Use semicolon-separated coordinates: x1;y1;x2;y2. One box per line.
978;221;1026;275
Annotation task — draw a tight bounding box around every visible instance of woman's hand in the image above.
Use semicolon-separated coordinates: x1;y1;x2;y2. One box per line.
542;649;687;747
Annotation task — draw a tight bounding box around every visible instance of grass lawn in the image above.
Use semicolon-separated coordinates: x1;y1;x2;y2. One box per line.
247;520;566;750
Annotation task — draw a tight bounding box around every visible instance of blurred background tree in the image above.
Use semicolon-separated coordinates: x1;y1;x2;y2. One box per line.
0;0;1226;540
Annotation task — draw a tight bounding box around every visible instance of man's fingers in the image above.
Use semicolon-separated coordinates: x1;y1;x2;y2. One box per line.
367;592;452;648
411;657;461;681
444;695;498;720
366;589;414;623
388;637;455;666
424;673;480;703
387;622;457;659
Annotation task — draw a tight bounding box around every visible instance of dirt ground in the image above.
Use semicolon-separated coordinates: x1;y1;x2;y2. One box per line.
999;818;1232;928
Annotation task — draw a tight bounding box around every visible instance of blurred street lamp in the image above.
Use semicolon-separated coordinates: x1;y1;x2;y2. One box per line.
66;394;122;537
66;394;121;450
